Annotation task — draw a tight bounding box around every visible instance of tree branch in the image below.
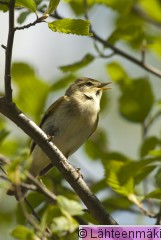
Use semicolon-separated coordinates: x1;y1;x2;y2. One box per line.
0;98;118;225
14;15;48;31
4;0;15;101
45;8;161;79
1;1;117;225
92;31;161;79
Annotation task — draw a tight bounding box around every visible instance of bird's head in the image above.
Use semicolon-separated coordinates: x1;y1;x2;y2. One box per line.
65;77;111;101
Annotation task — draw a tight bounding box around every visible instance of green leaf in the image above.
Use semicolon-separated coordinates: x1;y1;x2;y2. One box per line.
118;158;157;185
41;205;61;230
17;11;31;24
140;136;160;157
16;0;36;12
50;74;76;91
150;36;161;57
108;25;145;49
68;0;85;15
57;195;83;216
48;19;93;36
12;62;49;122
155;167;161;188
51;215;78;236
103;159;134;196
134;165;156;185
0;0;9;12
0;129;10;143
96;0;132;14
139;0;161;22
59;54;94;72
103;196;132;212
149;149;161;157
44;0;60;15
91;178;107;193
106;61;129;85
145;189;161;199
119;78;154;123
11;225;36;240
0;139;19;157
85;129;108;160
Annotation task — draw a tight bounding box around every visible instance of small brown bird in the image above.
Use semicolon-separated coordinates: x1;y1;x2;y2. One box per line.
7;77;111;198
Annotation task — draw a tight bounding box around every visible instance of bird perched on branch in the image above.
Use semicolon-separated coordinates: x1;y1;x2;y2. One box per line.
7;77;111;198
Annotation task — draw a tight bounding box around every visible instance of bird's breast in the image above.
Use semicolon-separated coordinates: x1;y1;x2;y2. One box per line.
42;98;98;157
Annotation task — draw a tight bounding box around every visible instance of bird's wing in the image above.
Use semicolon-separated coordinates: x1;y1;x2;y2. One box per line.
88;114;99;139
30;96;68;154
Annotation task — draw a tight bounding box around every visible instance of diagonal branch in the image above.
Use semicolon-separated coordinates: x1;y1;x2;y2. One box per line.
0;98;118;225
1;0;118;226
4;0;15;101
92;31;161;79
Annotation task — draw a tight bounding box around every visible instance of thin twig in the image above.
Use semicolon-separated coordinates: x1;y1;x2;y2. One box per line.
1;44;7;50
155;202;161;225
92;31;161;79
24;197;41;222
14;16;47;31
4;0;15;101
27;173;57;202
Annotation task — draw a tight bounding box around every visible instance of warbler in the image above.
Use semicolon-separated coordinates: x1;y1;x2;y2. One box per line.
7;77;111;197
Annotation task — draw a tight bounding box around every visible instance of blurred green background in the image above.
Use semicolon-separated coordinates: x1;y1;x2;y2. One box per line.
1;0;161;239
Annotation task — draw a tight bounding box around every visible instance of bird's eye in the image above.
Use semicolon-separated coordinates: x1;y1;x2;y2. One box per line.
86;81;93;86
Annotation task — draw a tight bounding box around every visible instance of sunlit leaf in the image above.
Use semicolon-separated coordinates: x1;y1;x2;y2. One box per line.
12;62;49;122
145;189;161;199
149;149;161;157
118;158;158;185
48;19;93;36
59;54;94;72
103;159;134;196
150;36;161;57
108;25;146;49
67;0;85;15
16;0;36;12
44;0;60;15
140;136;160;157
139;0;161;22
57;195;83;216
51;215;78;236
11;225;36;240
106;61;129;85
0;139;20;157
134;165;156;185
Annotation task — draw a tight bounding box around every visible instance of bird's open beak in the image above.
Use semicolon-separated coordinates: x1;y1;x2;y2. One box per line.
99;82;112;90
